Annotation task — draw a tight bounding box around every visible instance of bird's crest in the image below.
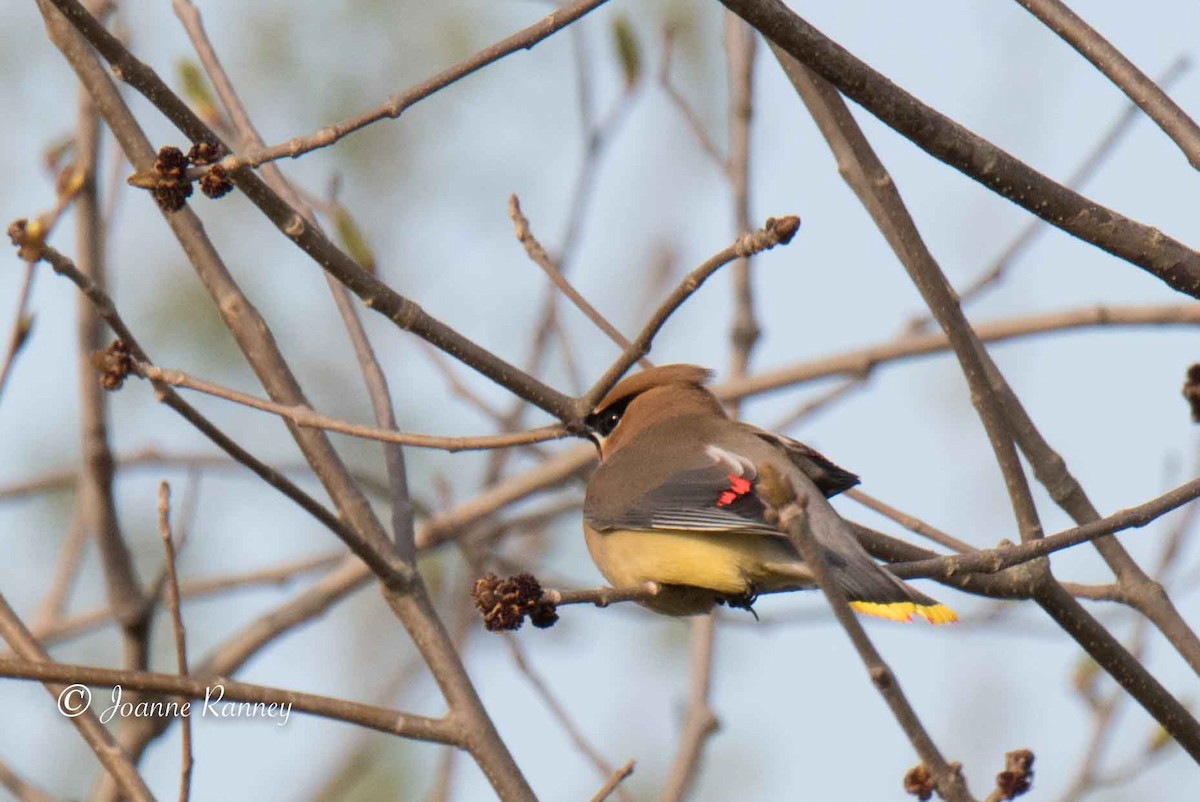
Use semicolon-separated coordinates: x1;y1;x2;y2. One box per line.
594;365;714;411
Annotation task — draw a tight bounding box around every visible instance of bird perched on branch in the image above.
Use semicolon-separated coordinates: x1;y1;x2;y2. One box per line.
582;364;956;623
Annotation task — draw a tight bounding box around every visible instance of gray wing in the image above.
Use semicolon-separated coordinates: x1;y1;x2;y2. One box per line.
585;444;781;536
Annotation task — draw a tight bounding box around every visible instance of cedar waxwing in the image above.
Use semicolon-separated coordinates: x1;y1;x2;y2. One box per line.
581;365;956;623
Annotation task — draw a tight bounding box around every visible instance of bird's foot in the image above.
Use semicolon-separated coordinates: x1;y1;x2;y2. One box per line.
719;587;760;620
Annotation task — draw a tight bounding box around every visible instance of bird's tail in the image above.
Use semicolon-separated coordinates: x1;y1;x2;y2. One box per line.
829;555;958;625
796;477;958;625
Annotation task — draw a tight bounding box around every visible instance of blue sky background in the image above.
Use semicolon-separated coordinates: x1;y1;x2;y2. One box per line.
1;0;1198;799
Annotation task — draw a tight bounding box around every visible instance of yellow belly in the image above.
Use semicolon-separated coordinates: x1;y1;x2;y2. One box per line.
583;526;805;615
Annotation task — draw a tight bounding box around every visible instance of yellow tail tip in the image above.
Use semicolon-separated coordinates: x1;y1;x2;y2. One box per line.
849;600;958;625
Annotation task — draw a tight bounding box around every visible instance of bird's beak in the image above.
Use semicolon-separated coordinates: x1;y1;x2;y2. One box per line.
581;413;603;452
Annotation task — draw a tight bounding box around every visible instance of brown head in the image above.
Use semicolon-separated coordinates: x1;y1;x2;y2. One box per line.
584;365;726;460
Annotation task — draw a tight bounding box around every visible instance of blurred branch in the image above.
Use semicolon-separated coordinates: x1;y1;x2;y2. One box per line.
172;0;423;562
504;636;633;801
719;304;1200;401
483;69;638;480
72;55;151;676
36;0;416;615
723;0;1200;298
419;344;509;426
20;552;346;651
0;448;399;505
156;483;193;802
777;45;1043;545
13;239;394;579
0;758;56;802
660;613;719;802
776;56;1194;428
1012;1;1200;169
660;27;725;167
310;660;430;802
724;14;759;412
32;514;86;628
0;263;35;401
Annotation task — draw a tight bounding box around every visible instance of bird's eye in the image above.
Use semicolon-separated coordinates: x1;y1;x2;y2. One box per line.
597;408;623;436
585;398;631;439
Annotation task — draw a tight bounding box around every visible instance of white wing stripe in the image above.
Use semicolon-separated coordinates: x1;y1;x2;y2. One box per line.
703;444;754;477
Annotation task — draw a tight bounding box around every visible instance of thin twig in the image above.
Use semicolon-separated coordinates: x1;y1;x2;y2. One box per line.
509;194;649;367
845;489;977;554
134;359;569;452
589;759;637;802
981;354;1200;678
581;214;800;416
889;475;1200;582
168;0;614;177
